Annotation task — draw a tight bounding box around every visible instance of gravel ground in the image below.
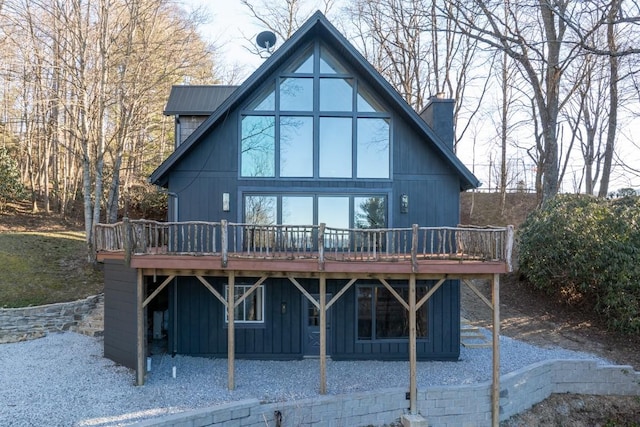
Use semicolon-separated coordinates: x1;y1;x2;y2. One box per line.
0;331;608;426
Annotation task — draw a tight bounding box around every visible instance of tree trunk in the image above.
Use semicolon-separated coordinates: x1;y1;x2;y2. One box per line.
598;0;619;198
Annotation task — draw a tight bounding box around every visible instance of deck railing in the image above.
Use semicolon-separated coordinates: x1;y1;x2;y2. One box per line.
95;219;514;271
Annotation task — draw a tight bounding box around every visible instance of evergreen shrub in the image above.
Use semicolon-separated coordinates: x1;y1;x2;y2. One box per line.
518;194;640;333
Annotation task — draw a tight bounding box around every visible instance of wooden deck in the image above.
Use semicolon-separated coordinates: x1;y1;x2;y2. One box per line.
95;219;512;424
95;219;514;276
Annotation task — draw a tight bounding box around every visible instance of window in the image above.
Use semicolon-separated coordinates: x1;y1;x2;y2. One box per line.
245;195;276;225
357;118;390;178
280;116;313;177
243;194;386;229
319;117;351;178
357;285;428;340
354;196;386;229
240;41;390;179
225;284;265;323
241;116;275;177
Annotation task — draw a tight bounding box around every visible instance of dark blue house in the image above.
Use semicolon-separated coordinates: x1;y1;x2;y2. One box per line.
97;12;511;393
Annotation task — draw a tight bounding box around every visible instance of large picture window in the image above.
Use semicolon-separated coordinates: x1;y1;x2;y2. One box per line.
225;284;265;323
357;285;428;340
240;41;390;179
244;194;386;230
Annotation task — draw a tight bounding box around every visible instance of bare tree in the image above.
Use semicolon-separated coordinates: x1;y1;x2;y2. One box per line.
448;0;593;203
240;0;335;48
345;0;490;155
0;0;220;260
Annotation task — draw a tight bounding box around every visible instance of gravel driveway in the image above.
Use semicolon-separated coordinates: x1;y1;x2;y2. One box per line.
0;331;607;426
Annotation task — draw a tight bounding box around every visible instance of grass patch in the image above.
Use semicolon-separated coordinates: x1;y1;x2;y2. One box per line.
0;231;103;308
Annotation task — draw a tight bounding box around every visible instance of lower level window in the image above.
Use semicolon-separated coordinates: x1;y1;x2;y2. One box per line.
357;285;428;340
225;284;265;323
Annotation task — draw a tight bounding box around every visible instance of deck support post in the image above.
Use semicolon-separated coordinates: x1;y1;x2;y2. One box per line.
491;273;501;426
409;273;417;415
319;273;327;394
136;269;145;386
227;271;235;390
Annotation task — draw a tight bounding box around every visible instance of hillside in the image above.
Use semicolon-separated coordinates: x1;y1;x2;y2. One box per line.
460;191;538;227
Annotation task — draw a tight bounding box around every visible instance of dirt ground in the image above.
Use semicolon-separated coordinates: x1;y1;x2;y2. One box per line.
459;192;640;425
462;275;640;426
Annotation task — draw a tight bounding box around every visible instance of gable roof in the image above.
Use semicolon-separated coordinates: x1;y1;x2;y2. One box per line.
163;85;238;115
150;11;480;191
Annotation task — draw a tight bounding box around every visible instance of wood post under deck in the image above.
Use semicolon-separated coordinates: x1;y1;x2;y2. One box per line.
492;273;500;427
319;274;327;394
136;269;145;386
227;271;235;390
408;273;418;414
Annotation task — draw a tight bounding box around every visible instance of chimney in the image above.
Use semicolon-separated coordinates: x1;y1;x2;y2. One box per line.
419;93;454;150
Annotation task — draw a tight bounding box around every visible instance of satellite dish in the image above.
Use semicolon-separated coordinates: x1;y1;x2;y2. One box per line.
256;31;277;54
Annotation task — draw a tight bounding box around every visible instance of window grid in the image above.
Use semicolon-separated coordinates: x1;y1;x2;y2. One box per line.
240;40;390;180
224;284;265;324
357;284;429;341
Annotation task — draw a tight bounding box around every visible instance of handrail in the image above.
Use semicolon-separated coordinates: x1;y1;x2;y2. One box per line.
94;220;514;270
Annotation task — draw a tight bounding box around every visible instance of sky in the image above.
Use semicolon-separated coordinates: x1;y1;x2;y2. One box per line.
182;1;640;193
183;0;270;80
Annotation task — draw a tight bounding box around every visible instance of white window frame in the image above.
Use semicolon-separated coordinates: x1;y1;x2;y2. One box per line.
224;284;265;324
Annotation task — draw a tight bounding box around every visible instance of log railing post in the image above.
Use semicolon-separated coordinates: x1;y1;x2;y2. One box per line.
411;224;418;273
221;220;228;268
123;217;132;266
318;223;325;271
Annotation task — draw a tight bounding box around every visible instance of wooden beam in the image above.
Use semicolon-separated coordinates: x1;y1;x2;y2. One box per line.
378;278;409;311
234;275;268;308
409;273;417;414
492;274;501;427
196;275;227;306
139;266;498;281
326;278;358;310
319;274;327;395
416;278;446;310
227;271;235;390
136;269;145;386
288;276;319;309
142;275;175;308
462;279;493;310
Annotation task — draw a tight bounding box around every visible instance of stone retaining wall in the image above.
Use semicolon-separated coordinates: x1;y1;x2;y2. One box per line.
0;294;103;343
137;359;640;427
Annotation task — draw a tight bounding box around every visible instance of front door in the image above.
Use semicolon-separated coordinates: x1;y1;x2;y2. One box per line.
304;294;331;356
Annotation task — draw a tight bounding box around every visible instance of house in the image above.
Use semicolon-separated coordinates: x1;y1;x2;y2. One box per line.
95;13;512;412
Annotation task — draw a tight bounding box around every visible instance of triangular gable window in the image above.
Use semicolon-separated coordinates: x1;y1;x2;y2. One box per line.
319;45;348;74
357;85;384;113
247;81;275;111
241;41;390;179
288;46;314;74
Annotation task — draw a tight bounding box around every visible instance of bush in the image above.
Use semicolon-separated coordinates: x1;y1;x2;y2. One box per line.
0;145;26;211
518;194;640;333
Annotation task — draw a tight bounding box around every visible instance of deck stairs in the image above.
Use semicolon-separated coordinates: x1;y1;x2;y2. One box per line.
460;317;492;348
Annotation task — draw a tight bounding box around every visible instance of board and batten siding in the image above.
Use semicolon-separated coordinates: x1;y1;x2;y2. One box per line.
174;277;304;359
171;277;459;361
103;259;139;369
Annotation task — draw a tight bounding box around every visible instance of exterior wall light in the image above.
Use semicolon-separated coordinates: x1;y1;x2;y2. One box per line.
400;194;409;213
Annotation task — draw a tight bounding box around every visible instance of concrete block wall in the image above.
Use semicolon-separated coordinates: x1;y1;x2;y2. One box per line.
0;294;102;343
136;391;409;427
137;359;640;427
